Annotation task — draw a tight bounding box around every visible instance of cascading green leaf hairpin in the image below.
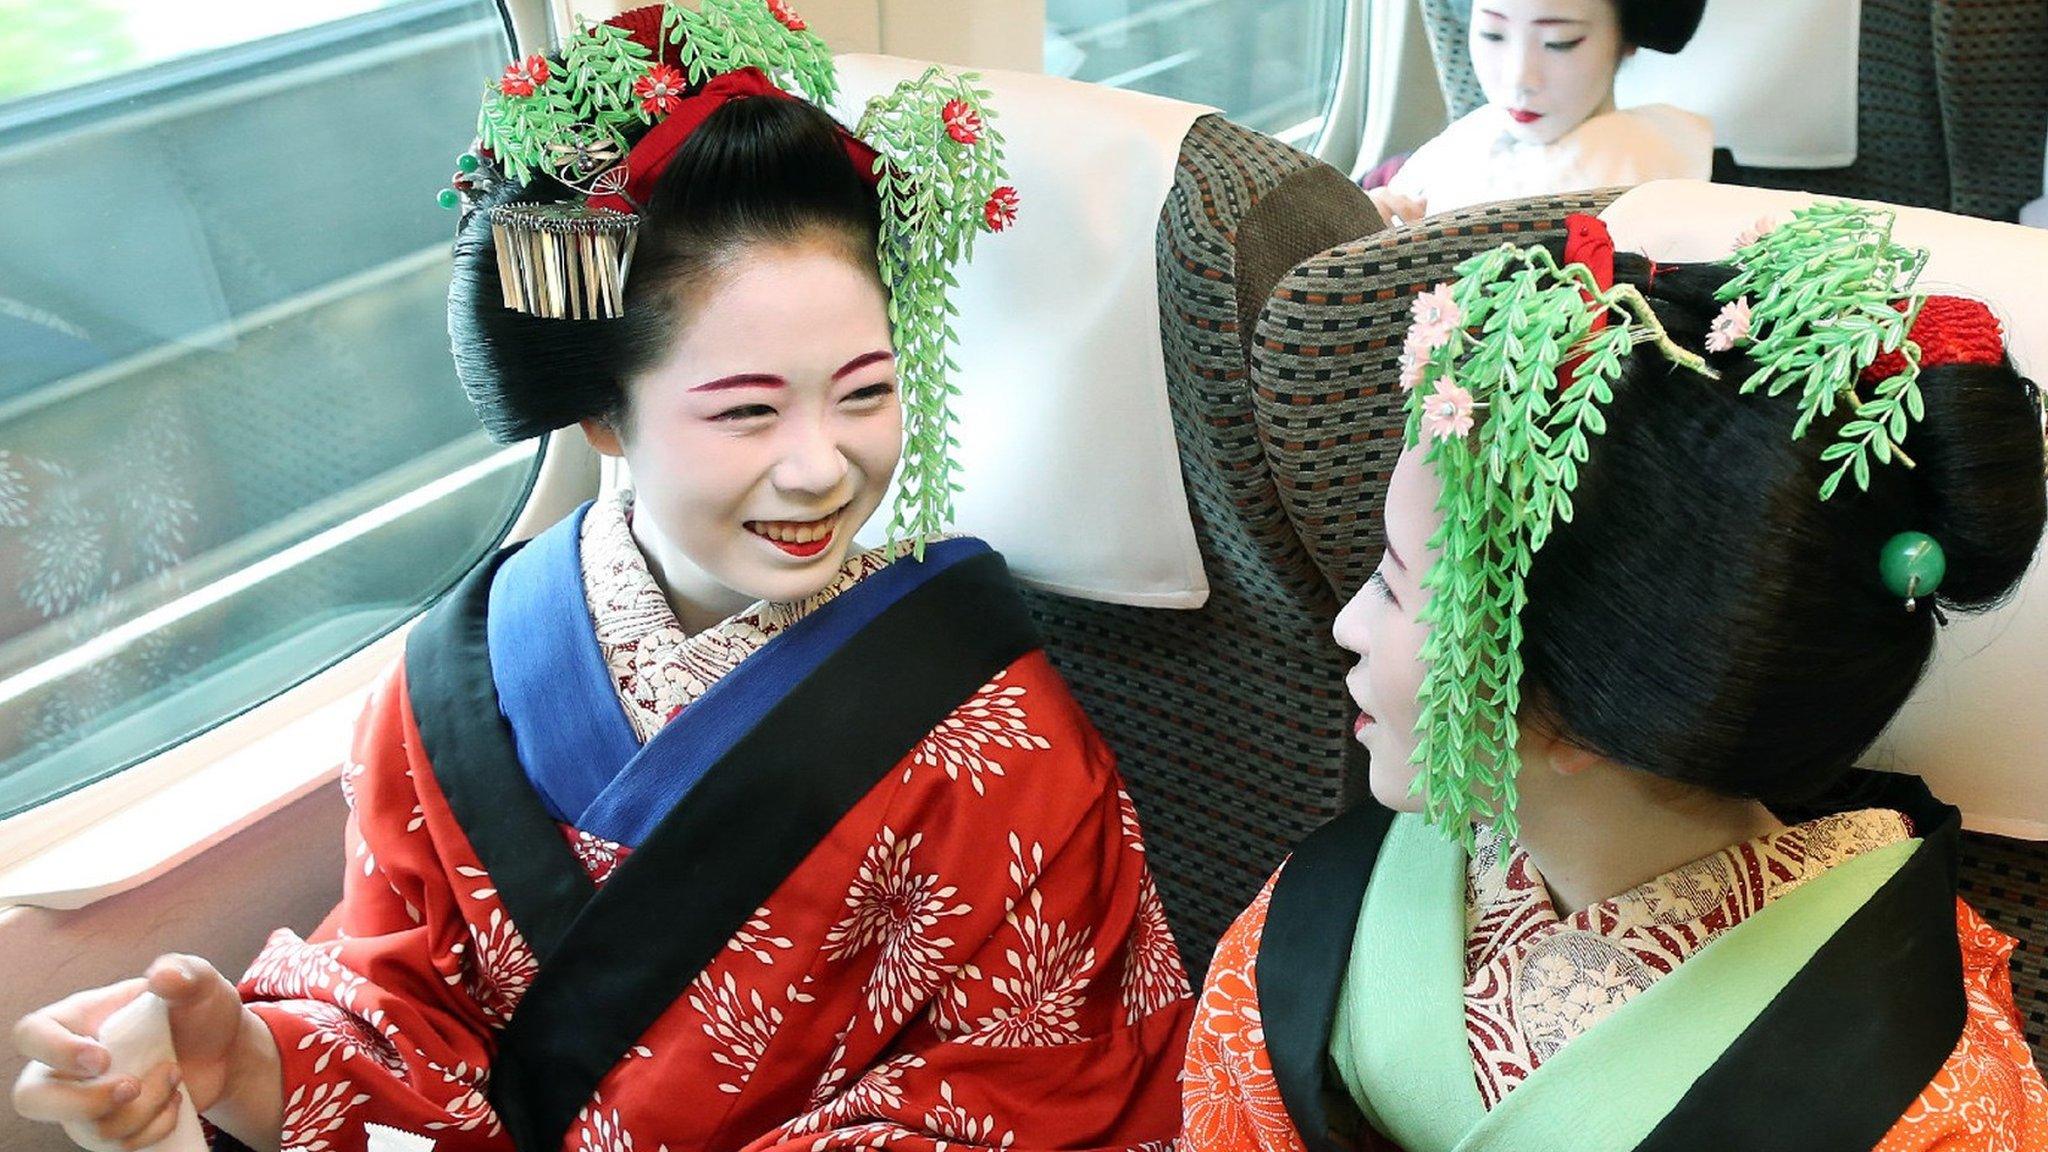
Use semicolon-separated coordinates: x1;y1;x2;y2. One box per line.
1714;202;1931;499
1400;224;1716;848
449;1;1017;553
1403;202;1940;847
857;69;1012;551
475;0;836;188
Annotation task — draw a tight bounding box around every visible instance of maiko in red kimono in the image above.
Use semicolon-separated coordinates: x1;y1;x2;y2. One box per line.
233;500;1192;1152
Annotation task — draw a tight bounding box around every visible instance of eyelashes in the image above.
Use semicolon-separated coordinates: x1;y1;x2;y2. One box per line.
1367;568;1396;606
1473;30;1588;51
711;383;895;423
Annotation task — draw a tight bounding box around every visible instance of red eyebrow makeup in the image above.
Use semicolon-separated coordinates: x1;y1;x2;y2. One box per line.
832;351;895;381
689;373;787;393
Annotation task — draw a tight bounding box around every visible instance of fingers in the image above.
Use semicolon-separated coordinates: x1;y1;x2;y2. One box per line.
89;1062;184;1150
112;1088;187;1152
147;955;244;1065
11;979;145;1077
12;1064;139;1124
144;955;228;1004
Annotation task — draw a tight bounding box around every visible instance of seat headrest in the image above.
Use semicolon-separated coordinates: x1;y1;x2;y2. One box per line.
1602;180;2048;837
828;55;1214;607
1614;0;1859;168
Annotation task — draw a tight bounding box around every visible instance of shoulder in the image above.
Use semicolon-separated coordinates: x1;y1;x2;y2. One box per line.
340;655;435;821
1206;866;1285;1002
1397;105;1506;183
1565;105;1713;180
1884;899;2048;1146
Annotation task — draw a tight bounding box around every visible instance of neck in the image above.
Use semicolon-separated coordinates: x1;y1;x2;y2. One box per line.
1513;759;1786;918
627;503;756;636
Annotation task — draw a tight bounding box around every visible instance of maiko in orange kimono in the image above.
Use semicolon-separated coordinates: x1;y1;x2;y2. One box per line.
1182;774;2047;1152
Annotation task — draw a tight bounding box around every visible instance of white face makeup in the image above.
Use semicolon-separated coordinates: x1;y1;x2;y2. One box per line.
1332;447;1441;812
1469;0;1628;146
588;241;902;615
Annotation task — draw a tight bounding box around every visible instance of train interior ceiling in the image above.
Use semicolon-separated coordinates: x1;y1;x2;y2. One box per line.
3;0;2048;1142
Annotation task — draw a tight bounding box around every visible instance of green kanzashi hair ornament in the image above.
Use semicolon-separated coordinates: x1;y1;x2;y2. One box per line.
1716;202;1932;499
668;0;837;103
857;68;1016;554
1401;236;1715;847
476;0;833;189
454;2;1017;546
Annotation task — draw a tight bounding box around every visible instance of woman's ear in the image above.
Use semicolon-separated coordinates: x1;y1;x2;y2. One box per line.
1543;739;1605;778
1517;718;1603;778
581;417;625;458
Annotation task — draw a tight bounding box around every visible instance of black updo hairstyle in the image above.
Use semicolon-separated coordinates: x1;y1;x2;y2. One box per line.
1517;251;2046;806
448;93;883;442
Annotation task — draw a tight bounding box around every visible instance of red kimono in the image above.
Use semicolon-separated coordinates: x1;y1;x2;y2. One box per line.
234;505;1191;1152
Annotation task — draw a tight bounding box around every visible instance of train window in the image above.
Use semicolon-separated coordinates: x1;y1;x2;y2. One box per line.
1046;0;1349;148
0;0;539;819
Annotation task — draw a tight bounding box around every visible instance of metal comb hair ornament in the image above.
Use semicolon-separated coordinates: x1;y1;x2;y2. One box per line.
458;0;837;319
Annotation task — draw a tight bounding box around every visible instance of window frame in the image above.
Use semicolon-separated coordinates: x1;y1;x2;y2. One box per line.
0;0;589;902
0;432;595;908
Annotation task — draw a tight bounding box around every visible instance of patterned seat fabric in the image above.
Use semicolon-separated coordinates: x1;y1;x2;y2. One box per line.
1415;0;2048;221
1248;187;2048;1063
1019;114;1382;976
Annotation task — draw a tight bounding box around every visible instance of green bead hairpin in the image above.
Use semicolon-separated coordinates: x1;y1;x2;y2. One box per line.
1881;531;1946;611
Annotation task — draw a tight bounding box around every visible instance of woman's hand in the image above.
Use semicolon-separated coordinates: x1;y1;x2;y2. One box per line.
12;955;281;1152
1367;186;1428;226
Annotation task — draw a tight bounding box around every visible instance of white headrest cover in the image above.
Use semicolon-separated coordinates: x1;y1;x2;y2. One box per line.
1615;0;1860;168
1603;180;2048;837
830;55;1214;607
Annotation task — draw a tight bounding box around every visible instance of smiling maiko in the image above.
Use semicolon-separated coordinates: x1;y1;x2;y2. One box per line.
5;5;1191;1152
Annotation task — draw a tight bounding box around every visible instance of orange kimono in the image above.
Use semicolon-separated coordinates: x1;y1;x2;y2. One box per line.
1183;773;2047;1152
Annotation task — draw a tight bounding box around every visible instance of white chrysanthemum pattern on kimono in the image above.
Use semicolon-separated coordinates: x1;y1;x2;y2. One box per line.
924;1081;1018;1149
907;672;1050;795
280;1079;371;1152
964;889;1097;1046
571;829;625;884
1118;871;1189;1025
288;1001;406;1078
419;1059;500;1135
783;1054;927;1137
825;828;970;1031
687;970;786;1096
728;905;794;964
571;1094;669;1152
246;933;363;1006
461;906;538;1023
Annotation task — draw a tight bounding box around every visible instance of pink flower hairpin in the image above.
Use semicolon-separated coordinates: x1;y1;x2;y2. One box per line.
1707;297;1753;353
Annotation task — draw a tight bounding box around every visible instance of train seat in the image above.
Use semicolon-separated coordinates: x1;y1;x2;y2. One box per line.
825;55;1387;974
1249;180;2048;1061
